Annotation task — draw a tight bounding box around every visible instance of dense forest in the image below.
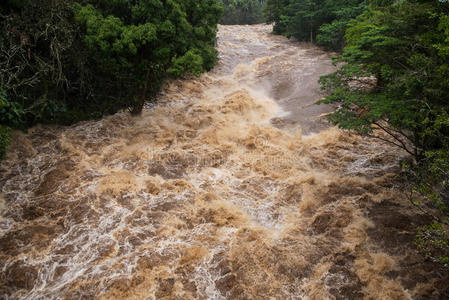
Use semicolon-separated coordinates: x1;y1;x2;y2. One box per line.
264;0;366;50
0;0;222;158
1;0;448;272
219;0;265;24
265;0;449;265
0;0;267;160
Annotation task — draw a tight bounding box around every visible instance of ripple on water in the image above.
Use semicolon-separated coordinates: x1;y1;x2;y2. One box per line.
0;24;442;299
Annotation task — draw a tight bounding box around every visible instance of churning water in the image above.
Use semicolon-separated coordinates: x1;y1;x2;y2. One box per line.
0;25;443;299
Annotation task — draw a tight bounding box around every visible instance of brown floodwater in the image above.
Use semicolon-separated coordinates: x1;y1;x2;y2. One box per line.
1;24;447;299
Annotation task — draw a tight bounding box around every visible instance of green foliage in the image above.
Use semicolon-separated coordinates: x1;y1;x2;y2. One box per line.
0;125;11;160
74;0;222;114
316;0;449;265
0;0;81;126
404;149;449;225
219;0;265;25
264;0;290;34
319;1;449;159
415;222;449;267
264;0;366;49
168;50;204;77
0;88;24;129
0;0;222;158
316;1;367;50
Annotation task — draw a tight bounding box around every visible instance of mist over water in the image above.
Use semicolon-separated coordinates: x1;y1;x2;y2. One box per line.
0;25;439;299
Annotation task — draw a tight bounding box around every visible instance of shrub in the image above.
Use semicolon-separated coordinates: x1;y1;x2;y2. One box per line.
0;125;11;160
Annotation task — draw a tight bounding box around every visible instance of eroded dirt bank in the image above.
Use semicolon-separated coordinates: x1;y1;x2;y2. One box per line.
0;24;448;299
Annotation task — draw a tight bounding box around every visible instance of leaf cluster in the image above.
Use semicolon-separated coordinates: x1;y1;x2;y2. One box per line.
0;0;223;136
320;1;449;159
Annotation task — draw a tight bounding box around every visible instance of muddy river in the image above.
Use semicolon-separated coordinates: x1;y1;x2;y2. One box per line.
0;24;447;299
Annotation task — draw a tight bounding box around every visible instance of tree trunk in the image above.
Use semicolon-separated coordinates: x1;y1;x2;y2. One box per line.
130;99;145;116
309;18;313;43
131;69;150;116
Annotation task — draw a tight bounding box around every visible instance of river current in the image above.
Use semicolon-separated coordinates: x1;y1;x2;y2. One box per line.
0;24;444;299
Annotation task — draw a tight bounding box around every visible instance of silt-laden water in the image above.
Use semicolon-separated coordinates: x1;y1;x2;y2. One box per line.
0;25;445;299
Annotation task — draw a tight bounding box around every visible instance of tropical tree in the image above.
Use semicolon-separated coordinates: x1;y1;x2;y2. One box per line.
74;0;222;114
319;0;449;265
0;0;222;158
264;0;366;48
319;0;449;159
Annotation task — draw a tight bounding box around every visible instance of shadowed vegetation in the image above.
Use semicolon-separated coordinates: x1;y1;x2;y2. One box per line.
219;0;265;25
0;0;222;156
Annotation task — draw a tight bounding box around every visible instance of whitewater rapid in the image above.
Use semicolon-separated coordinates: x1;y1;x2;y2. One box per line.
1;24;440;299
